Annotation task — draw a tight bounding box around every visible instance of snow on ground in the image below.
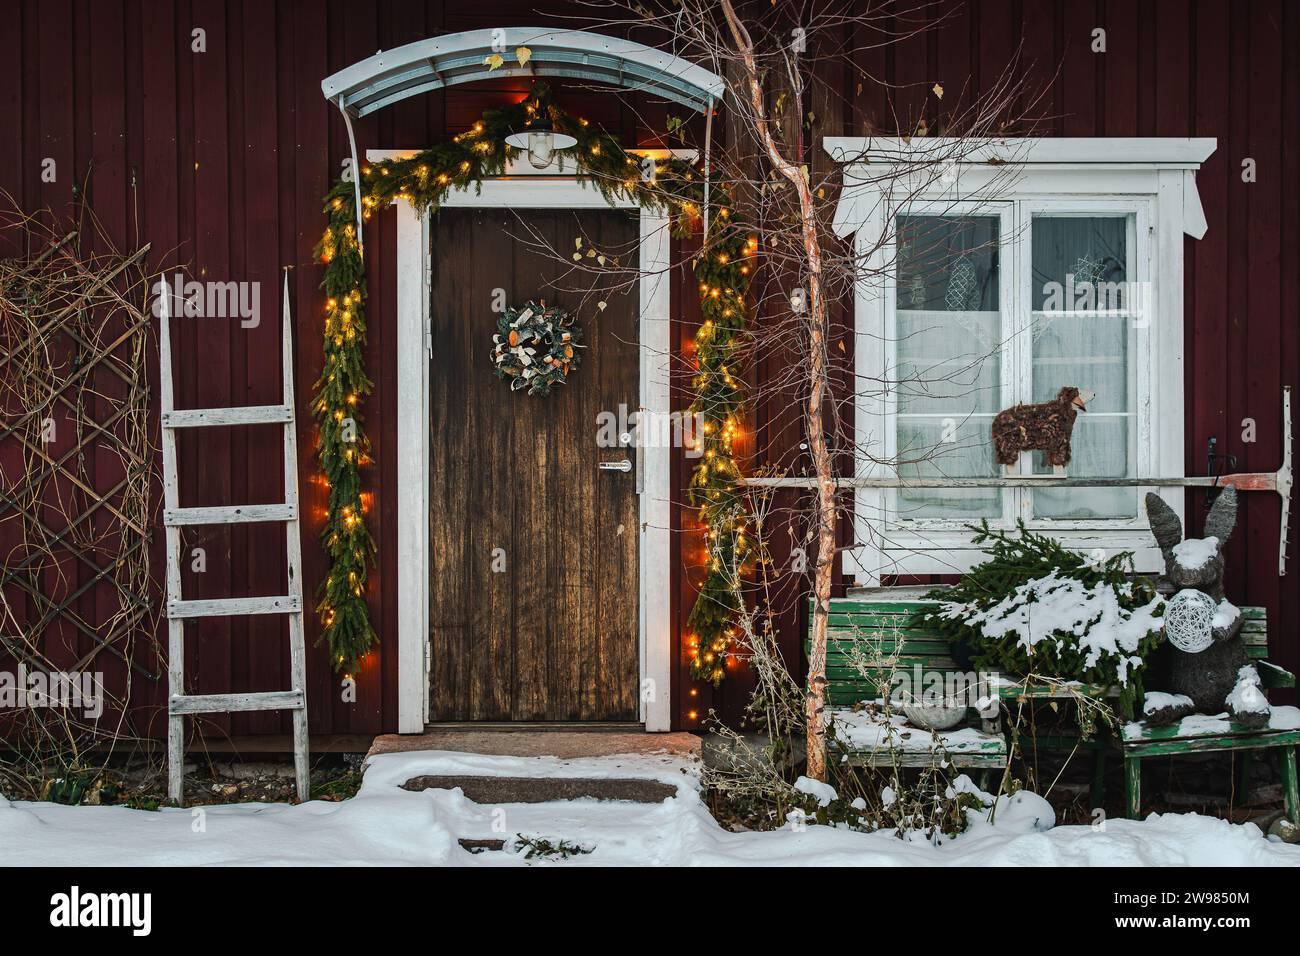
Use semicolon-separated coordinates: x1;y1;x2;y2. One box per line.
1;749;1297;867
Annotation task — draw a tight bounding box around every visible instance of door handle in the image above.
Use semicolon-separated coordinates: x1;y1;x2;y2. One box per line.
599;459;633;473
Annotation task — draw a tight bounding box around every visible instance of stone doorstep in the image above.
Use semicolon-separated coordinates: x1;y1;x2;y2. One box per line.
371;729;697;815
366;729;701;762
401;774;679;804
458;838;506;854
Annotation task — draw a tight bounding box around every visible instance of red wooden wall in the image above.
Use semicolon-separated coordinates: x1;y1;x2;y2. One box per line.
700;0;1300;726
0;0;1295;740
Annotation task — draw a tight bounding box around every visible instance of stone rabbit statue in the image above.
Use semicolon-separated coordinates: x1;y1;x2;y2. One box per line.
1143;486;1271;729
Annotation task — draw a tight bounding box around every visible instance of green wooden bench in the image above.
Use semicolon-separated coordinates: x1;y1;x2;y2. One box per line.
1119;606;1299;821
808;593;1126;789
809;595;1299;824
809;593;1008;781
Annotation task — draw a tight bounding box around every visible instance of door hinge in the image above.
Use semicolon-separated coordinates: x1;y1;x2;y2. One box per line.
425;316;432;358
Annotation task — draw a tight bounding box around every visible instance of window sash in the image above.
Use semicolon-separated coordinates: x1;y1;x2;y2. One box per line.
1022;208;1142;519
882;201;1016;527
883;196;1153;532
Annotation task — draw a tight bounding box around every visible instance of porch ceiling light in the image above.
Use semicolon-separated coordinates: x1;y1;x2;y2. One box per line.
504;118;577;170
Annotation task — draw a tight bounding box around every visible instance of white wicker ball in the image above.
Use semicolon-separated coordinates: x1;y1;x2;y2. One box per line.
1163;588;1216;653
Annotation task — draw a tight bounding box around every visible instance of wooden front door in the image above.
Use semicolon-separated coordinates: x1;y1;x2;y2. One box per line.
428;207;641;722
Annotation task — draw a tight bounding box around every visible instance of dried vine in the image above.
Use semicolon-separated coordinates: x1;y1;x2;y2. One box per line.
0;197;160;798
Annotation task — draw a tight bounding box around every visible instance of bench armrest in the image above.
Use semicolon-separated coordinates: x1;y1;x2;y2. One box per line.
1259;660;1297;689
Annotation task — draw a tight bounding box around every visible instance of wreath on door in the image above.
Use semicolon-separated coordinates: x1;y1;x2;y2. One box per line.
490;300;583;396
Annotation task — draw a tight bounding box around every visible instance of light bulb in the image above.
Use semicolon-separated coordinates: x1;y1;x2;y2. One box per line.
527;129;555;169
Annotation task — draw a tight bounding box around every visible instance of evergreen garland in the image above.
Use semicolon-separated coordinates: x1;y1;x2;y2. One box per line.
314;83;755;677
914;521;1163;716
684;221;756;683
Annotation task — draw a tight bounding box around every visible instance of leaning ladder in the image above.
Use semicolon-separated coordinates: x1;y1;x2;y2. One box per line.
158;272;309;804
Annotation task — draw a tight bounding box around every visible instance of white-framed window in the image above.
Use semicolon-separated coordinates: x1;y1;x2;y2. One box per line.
826;137;1217;585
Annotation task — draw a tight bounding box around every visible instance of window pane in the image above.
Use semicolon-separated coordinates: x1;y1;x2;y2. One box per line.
897;215;1000;312
894;215;1002;519
896;416;1001;519
1032;418;1136;518
1031;215;1136;518
896;309;1000;414
1031;216;1127;311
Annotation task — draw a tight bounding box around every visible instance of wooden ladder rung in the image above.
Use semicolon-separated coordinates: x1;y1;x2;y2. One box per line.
170;689;305;715
167;595;302;619
165;503;298;526
162;404;293;428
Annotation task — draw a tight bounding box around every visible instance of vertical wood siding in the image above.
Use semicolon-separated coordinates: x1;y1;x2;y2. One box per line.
0;0;1294;737
692;0;1300;727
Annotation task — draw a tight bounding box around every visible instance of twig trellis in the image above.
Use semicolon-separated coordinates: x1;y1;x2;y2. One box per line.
0;202;159;732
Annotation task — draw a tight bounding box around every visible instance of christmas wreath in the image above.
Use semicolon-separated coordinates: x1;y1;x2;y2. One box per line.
491;300;582;396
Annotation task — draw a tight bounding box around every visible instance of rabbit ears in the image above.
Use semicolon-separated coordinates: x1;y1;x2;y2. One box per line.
1145;492;1183;555
1144;486;1238;553
1203;485;1239;545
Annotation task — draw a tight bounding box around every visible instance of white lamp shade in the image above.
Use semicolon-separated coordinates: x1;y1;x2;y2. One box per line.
505;125;578;170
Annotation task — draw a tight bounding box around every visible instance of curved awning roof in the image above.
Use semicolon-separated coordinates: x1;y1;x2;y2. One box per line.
321;28;725;117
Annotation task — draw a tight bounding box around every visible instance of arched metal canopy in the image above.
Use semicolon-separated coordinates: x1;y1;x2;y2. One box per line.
321;28;726;117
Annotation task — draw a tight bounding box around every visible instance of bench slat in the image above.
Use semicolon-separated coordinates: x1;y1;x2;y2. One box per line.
825;706;1007;768
818;601;941;614
825;633;953;647
822;650;957;663
838;751;1007;769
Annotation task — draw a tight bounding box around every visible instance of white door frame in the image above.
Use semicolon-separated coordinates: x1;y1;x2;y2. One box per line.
384;153;674;732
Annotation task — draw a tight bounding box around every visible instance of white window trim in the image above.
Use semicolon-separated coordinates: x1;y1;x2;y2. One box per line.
826;137;1217;586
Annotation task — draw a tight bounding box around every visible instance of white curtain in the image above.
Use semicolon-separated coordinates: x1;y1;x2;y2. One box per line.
1030;216;1136;519
894;215;1003;519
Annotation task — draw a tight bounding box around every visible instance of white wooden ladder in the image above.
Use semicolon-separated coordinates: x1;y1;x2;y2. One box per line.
158;272;309;804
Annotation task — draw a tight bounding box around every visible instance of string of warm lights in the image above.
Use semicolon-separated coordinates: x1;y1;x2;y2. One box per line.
684;229;757;689
314;83;754;684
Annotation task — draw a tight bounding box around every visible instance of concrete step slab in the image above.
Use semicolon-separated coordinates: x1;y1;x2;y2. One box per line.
401;773;678;804
368;729;700;762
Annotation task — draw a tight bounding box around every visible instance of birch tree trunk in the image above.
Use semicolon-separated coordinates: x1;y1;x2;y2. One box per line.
721;0;836;781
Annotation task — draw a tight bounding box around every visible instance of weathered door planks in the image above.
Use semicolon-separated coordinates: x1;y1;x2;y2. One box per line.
428;207;640;721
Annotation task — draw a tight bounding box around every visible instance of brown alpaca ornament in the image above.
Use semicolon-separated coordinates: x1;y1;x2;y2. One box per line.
991;386;1094;475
